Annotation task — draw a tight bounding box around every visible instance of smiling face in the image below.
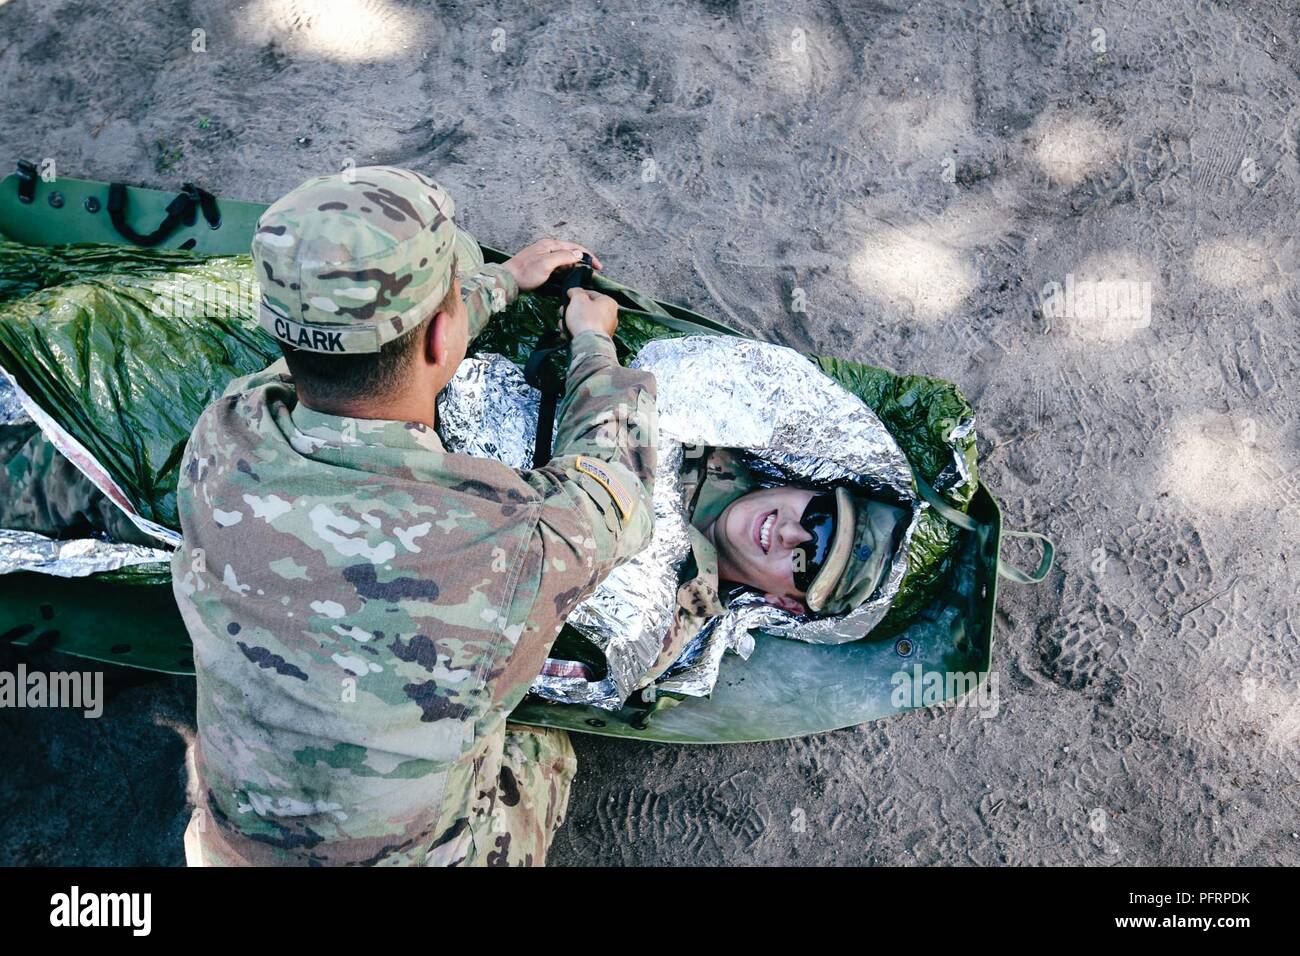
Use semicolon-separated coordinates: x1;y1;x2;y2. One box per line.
705;485;818;614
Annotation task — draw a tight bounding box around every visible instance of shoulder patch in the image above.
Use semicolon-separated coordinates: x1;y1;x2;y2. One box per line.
574;456;633;524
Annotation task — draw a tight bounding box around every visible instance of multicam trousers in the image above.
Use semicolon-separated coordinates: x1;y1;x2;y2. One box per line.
183;724;577;867
458;723;578;867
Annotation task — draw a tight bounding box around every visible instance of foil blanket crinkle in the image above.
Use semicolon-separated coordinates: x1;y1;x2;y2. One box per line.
438;335;967;711
437;358;694;710
0;376;30;426
0;528;170;577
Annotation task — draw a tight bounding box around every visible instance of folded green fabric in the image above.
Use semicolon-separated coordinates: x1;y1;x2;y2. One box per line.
0;242;278;529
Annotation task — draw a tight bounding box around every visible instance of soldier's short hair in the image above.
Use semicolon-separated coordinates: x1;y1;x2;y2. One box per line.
278;278;459;404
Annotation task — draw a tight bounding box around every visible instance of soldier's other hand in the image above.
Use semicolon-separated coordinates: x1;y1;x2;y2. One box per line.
502;238;603;292
564;289;618;339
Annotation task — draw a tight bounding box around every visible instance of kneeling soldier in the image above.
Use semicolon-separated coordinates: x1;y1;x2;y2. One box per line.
173;167;656;866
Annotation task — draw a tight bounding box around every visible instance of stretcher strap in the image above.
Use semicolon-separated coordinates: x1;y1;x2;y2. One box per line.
913;475;1054;585
106;182;221;247
523;255;596;467
523;330;566;467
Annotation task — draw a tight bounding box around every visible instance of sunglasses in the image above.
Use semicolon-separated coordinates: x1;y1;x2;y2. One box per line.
792;492;838;593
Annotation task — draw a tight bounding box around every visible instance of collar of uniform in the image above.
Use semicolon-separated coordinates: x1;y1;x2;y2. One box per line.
687;447;759;534
288;402;445;455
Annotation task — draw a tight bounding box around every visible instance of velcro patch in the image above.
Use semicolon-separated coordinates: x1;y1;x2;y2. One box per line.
575;456;634;524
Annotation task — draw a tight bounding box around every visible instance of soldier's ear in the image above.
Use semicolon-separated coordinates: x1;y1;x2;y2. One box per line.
426;308;453;369
426;278;464;370
423;313;439;366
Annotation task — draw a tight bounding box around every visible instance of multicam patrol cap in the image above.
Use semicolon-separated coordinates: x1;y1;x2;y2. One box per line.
804;488;909;616
252;166;470;354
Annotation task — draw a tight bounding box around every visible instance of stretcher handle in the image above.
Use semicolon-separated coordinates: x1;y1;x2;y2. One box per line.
105;181;221;247
996;531;1055;585
913;475;1055;585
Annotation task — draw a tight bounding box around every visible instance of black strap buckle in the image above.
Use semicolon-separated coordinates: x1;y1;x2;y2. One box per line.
537;253;594;319
15;160;38;204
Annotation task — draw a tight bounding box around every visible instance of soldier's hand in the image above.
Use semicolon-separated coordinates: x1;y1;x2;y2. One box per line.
503;238;603;292
564;289;619;339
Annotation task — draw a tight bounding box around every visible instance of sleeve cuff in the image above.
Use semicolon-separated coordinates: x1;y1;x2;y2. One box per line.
475;262;519;309
569;328;618;361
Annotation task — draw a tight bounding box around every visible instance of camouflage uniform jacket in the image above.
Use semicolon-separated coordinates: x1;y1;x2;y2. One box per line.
172;266;657;866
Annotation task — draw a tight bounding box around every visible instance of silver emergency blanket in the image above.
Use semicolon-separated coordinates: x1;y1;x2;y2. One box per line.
0;375;29;425
638;337;922;648
438;359;694;708
0;528;170;577
438;335;932;710
436;357;540;471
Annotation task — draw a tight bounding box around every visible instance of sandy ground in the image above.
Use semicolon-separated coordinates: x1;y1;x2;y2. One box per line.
2;0;1298;866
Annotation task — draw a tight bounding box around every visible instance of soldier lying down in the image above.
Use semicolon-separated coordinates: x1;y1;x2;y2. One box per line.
0;430;905;691
633;446;909;687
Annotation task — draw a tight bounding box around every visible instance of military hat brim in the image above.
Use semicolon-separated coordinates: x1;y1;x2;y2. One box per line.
805;486;855;614
806;489;909;617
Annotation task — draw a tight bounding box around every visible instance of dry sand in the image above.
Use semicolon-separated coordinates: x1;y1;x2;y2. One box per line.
1;0;1297;865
